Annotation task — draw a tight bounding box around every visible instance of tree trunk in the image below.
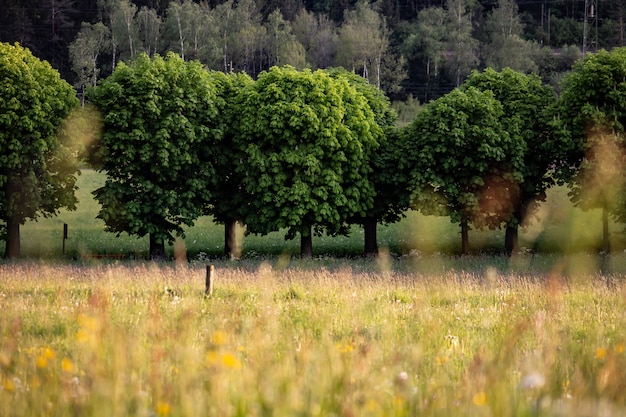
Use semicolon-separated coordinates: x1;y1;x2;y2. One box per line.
602;206;610;253
300;228;313;259
364;217;378;256
149;233;165;260
461;219;469;255
224;219;239;259
505;224;519;256
5;219;20;259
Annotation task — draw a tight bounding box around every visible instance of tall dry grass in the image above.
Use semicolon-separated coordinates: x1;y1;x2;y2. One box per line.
1;260;626;416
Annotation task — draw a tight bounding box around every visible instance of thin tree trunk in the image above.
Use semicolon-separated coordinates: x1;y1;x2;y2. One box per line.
149;233;165;260
300;227;313;259
602;206;610;253
504;224;519;256
224;219;238;258
461;218;469;255
5;219;20;259
364;217;378;256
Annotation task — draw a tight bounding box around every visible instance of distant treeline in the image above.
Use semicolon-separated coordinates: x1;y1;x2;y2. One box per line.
1;0;624;101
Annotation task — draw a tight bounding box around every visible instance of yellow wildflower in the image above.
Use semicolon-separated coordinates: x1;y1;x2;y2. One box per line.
221;352;241;369
156;401;171;416
473;391;487;406
36;356;48;369
61;358;75;373
3;378;15;392
596;347;607;359
211;330;228;346
42;347;56;359
336;343;353;354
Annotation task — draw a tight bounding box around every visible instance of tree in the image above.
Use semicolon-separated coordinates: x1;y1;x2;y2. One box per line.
88;53;226;259
461;68;563;254
265;9;307;69
559;47;626;252
404;87;524;254
292;9;338;69
203;70;254;258
236;66;380;258
162;0;218;63
69;22;111;104
444;0;479;87
481;0;539;73
326;68;405;256
401;7;447;101
0;42;80;258
336;1;389;90
135;6;161;57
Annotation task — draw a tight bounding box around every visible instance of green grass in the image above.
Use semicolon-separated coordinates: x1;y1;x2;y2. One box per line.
1;264;626;417
14;169;626;260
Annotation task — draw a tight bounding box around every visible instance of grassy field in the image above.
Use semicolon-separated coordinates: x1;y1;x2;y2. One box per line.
1;262;626;417
4;171;626;416
14;169;626;260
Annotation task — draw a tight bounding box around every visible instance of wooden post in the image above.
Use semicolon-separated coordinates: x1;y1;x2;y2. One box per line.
62;223;68;256
205;264;215;296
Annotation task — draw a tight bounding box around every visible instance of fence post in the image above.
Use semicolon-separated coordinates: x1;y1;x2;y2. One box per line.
205;264;215;296
62;223;68;256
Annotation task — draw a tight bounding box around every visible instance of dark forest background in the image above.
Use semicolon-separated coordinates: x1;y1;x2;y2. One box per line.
1;0;624;102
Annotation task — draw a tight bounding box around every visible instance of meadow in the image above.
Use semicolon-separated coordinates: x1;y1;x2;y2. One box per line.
2;170;626;416
16;169;626;260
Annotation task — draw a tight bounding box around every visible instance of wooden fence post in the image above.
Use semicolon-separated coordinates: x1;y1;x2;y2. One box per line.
62;223;68;256
205;264;215;296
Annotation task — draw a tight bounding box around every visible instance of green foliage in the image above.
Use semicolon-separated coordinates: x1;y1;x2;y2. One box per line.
236;66;380;241
204;70;254;225
0;42;79;242
559;47;626;222
404;86;525;230
325;67;406;226
88;52;225;250
461;68;562;228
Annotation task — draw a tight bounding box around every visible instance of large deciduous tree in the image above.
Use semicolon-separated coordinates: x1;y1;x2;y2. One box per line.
461;68;562;254
404;87;525;254
326;68;405;256
0;42;80;258
203;70;254;258
236;66;380;258
88;52;225;259
559;47;626;252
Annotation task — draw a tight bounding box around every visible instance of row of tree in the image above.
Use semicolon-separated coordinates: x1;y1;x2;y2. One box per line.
2;0;626;103
2;41;626;259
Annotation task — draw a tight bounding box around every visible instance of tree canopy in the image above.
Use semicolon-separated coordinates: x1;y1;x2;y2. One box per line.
235;65;380;257
461;68;561;254
404;86;525;253
88;52;226;258
559;47;626;251
0;42;80;258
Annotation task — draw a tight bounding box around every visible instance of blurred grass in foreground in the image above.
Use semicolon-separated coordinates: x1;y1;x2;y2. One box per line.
14;169;626;260
1;263;625;417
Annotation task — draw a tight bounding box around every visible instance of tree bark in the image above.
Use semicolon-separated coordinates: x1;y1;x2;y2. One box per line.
300;228;313;259
461;218;469;255
149;233;165;260
5;219;20;259
505;224;519;256
224;218;239;258
364;217;379;256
